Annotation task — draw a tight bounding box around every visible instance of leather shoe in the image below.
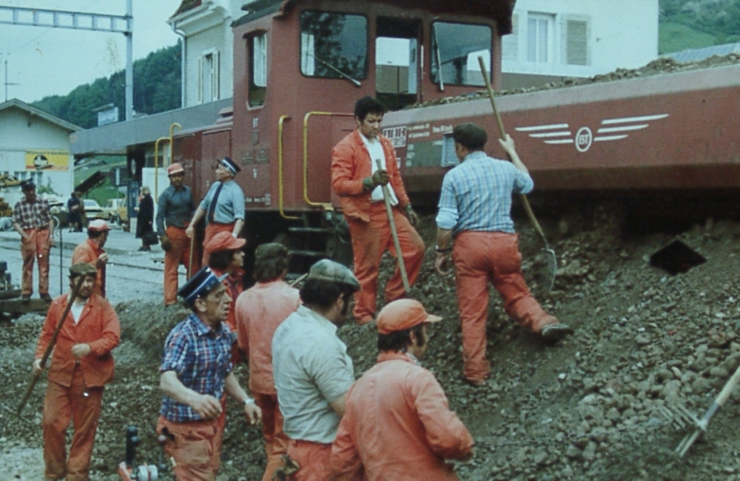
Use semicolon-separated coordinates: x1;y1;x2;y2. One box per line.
541;323;573;343
21;294;31;303
40;293;52;302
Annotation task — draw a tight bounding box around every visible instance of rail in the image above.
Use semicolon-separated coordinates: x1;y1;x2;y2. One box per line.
278;115;299;220
302;111;354;210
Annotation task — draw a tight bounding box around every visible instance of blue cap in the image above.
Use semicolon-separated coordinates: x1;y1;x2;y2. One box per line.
20;179;35;190
177;266;227;306
218;156;241;175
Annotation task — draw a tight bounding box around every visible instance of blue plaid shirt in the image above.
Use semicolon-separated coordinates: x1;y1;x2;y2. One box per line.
437;151;533;235
159;313;233;423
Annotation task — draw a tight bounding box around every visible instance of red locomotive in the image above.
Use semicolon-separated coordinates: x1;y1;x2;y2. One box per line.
171;0;740;272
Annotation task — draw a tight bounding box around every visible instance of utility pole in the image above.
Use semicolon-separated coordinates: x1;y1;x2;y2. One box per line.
3;59;20;102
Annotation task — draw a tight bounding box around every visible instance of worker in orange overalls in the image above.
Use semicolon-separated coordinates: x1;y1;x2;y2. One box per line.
33;262;121;481
71;219;110;298
186;157;245;265
330;299;474;481
235;243;301;481
331;96;425;324
12;179;54;302
157;162;200;306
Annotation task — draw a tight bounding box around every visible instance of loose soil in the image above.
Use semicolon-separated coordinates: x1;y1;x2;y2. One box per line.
2;205;740;481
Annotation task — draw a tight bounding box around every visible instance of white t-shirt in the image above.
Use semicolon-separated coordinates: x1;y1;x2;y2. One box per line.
71;300;87;324
360;133;398;205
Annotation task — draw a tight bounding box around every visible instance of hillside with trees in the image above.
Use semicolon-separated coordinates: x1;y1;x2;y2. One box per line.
660;0;740;53
32;43;181;129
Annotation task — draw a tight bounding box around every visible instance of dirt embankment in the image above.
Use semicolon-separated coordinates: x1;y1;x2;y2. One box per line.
2;206;740;480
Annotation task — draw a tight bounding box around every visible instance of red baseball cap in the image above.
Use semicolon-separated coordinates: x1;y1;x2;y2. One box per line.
376;299;442;335
167;163;185;176
205;231;245;253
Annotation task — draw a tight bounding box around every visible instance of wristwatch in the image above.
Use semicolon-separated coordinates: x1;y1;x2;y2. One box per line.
435;245;451;253
243;397;255;405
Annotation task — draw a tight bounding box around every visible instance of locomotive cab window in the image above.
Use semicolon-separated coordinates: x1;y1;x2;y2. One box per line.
300;11;368;82
248;33;267;108
376;17;421;111
431;22;492;87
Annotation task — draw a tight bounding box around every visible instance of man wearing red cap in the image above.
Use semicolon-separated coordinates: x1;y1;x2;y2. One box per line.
12;179;54;301
331;96;425;324
71;219;110;298
235;243;300;481
34;262;120;481
186;157;245;264
157;163;199;305
330;299;474;480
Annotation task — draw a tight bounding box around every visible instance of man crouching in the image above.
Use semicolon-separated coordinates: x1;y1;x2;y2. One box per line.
157;266;261;481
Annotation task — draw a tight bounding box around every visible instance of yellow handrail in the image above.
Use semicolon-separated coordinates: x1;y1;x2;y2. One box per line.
168;122;182;167
303;111;353;210
278;115;299;220
154;136;169;200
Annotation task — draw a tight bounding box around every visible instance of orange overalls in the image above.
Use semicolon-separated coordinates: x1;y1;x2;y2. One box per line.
71;238;106;298
20;227;51;296
35;293;120;481
331;130;425;323
163;225;200;305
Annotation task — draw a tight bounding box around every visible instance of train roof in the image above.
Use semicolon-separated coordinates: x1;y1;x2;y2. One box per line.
411;53;740;109
234;0;515;34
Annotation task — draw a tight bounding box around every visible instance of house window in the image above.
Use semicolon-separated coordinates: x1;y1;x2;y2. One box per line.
249;33;267;107
431;22;492;87
300;11;368;81
198;50;220;103
527;13;554;63
565;18;589;65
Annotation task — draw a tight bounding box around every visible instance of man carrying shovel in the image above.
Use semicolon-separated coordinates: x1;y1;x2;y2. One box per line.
331;96;424;324
33;262;121;481
434;123;572;387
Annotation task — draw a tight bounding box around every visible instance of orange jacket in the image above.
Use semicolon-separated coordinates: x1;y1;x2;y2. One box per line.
71;238;106;298
331;130;411;222
329;352;473;481
235;279;301;394
35;292;120;388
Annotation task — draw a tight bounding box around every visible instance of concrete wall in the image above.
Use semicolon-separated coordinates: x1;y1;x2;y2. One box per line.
0;107;74;203
502;0;659;80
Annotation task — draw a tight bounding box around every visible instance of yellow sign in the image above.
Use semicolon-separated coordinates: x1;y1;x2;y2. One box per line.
24;150;70;171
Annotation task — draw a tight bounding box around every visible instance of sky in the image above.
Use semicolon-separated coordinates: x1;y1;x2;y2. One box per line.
0;0;182;103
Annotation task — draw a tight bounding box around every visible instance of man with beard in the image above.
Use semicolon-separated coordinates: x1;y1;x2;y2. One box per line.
71;219;110;298
34;262;120;481
157;266;261;480
271;259;360;481
329;299;474;480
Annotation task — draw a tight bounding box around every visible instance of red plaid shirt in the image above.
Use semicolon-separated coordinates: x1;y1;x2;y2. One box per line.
13;197;51;230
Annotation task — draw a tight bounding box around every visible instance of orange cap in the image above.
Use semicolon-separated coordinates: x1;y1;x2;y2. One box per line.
167;163;184;175
205;231;245;253
376;299;442;335
88;219;111;232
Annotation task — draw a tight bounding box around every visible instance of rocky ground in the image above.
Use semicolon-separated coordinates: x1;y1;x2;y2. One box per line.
2;203;740;480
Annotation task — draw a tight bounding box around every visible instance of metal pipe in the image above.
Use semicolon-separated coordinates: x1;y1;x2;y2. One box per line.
124;0;133;120
278;115;298;220
154;137;169;201
168;122;182;167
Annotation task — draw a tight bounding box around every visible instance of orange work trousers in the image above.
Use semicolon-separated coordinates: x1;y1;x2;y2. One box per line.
287;439;332;481
347;203;424;323
164;226;200;305
254;392;289;481
21;227;50;295
42;370;104;481
157;416;221;481
453;232;557;382
202;222;235;265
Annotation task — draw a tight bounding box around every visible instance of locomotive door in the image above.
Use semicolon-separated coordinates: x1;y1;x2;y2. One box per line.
375;17;421;111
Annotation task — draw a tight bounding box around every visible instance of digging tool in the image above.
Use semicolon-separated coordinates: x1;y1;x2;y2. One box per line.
375;158;411;293
289;273;308;287
477;56;557;291
17;275;84;416
188;233;196;279
673;364;740;457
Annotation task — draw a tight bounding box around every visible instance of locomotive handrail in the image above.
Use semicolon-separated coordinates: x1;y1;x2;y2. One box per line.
154;136;170;201
302;111;354;210
278;115;299;220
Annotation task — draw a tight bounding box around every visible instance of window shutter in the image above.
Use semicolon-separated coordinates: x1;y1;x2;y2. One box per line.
197;57;203;103
502;14;518;62
566;19;588;65
212;51;220;100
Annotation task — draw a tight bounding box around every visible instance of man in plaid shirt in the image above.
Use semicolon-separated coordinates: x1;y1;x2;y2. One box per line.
434;123;572;387
157;266;261;480
12;179;54;301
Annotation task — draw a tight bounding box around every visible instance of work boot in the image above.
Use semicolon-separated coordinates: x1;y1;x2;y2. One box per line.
21;294;31;303
40;293;52;302
541;323;573;343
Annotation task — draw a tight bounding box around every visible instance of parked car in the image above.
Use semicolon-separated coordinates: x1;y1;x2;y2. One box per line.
103;198;128;223
45;195;68;227
83;199;105;221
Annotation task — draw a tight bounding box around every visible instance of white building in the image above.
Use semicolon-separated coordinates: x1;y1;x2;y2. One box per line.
169;0;257;108
0;99;80;207
501;0;659;89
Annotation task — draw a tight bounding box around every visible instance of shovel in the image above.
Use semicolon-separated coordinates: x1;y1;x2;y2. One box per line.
477;56;557;291
375;158;411;293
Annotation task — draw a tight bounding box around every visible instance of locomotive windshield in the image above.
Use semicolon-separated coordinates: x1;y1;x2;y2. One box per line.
431;22;492;87
300;11;368;82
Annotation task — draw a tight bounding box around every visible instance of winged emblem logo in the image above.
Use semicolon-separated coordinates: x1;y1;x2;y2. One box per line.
514;113;669;153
